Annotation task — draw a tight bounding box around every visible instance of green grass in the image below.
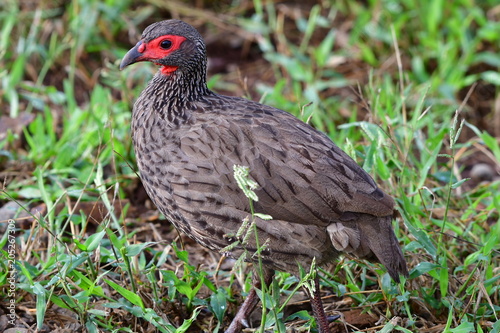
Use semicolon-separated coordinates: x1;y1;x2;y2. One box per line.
1;0;499;332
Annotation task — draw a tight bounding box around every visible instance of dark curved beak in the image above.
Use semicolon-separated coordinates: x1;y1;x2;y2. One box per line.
120;40;144;70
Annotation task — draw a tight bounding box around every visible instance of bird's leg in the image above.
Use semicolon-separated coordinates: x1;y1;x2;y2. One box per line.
225;267;274;333
304;275;331;333
225;287;258;333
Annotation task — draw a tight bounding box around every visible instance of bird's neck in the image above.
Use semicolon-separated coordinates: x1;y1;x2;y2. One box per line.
138;69;213;125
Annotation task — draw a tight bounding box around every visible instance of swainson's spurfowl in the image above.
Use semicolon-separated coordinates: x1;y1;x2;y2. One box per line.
120;19;408;333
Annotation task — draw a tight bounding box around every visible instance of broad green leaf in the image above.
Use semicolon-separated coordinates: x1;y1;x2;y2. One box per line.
411;262;440;278
210;288;228;322
33;282;47;329
125;242;156;256
84;230;106;252
104;278;144;309
450;319;475;333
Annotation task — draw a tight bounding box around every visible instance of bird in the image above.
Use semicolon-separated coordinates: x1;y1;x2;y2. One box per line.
120;19;408;333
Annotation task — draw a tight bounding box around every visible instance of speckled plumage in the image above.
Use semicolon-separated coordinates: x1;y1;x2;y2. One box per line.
122;19;408;332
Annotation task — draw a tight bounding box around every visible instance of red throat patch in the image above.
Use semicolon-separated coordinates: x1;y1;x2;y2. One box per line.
160;66;179;75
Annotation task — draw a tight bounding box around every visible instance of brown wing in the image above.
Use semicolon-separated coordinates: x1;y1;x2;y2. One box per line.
180;95;394;227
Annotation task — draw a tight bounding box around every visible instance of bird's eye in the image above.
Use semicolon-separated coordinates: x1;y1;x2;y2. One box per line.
160;40;172;49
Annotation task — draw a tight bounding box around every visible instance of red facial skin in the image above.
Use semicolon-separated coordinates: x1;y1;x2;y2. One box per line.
136;35;186;75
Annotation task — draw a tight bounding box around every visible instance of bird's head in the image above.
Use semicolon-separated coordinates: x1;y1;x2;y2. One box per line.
120;20;206;76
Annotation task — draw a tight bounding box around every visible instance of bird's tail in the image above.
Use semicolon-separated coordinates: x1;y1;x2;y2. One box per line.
358;215;408;282
328;214;408;282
